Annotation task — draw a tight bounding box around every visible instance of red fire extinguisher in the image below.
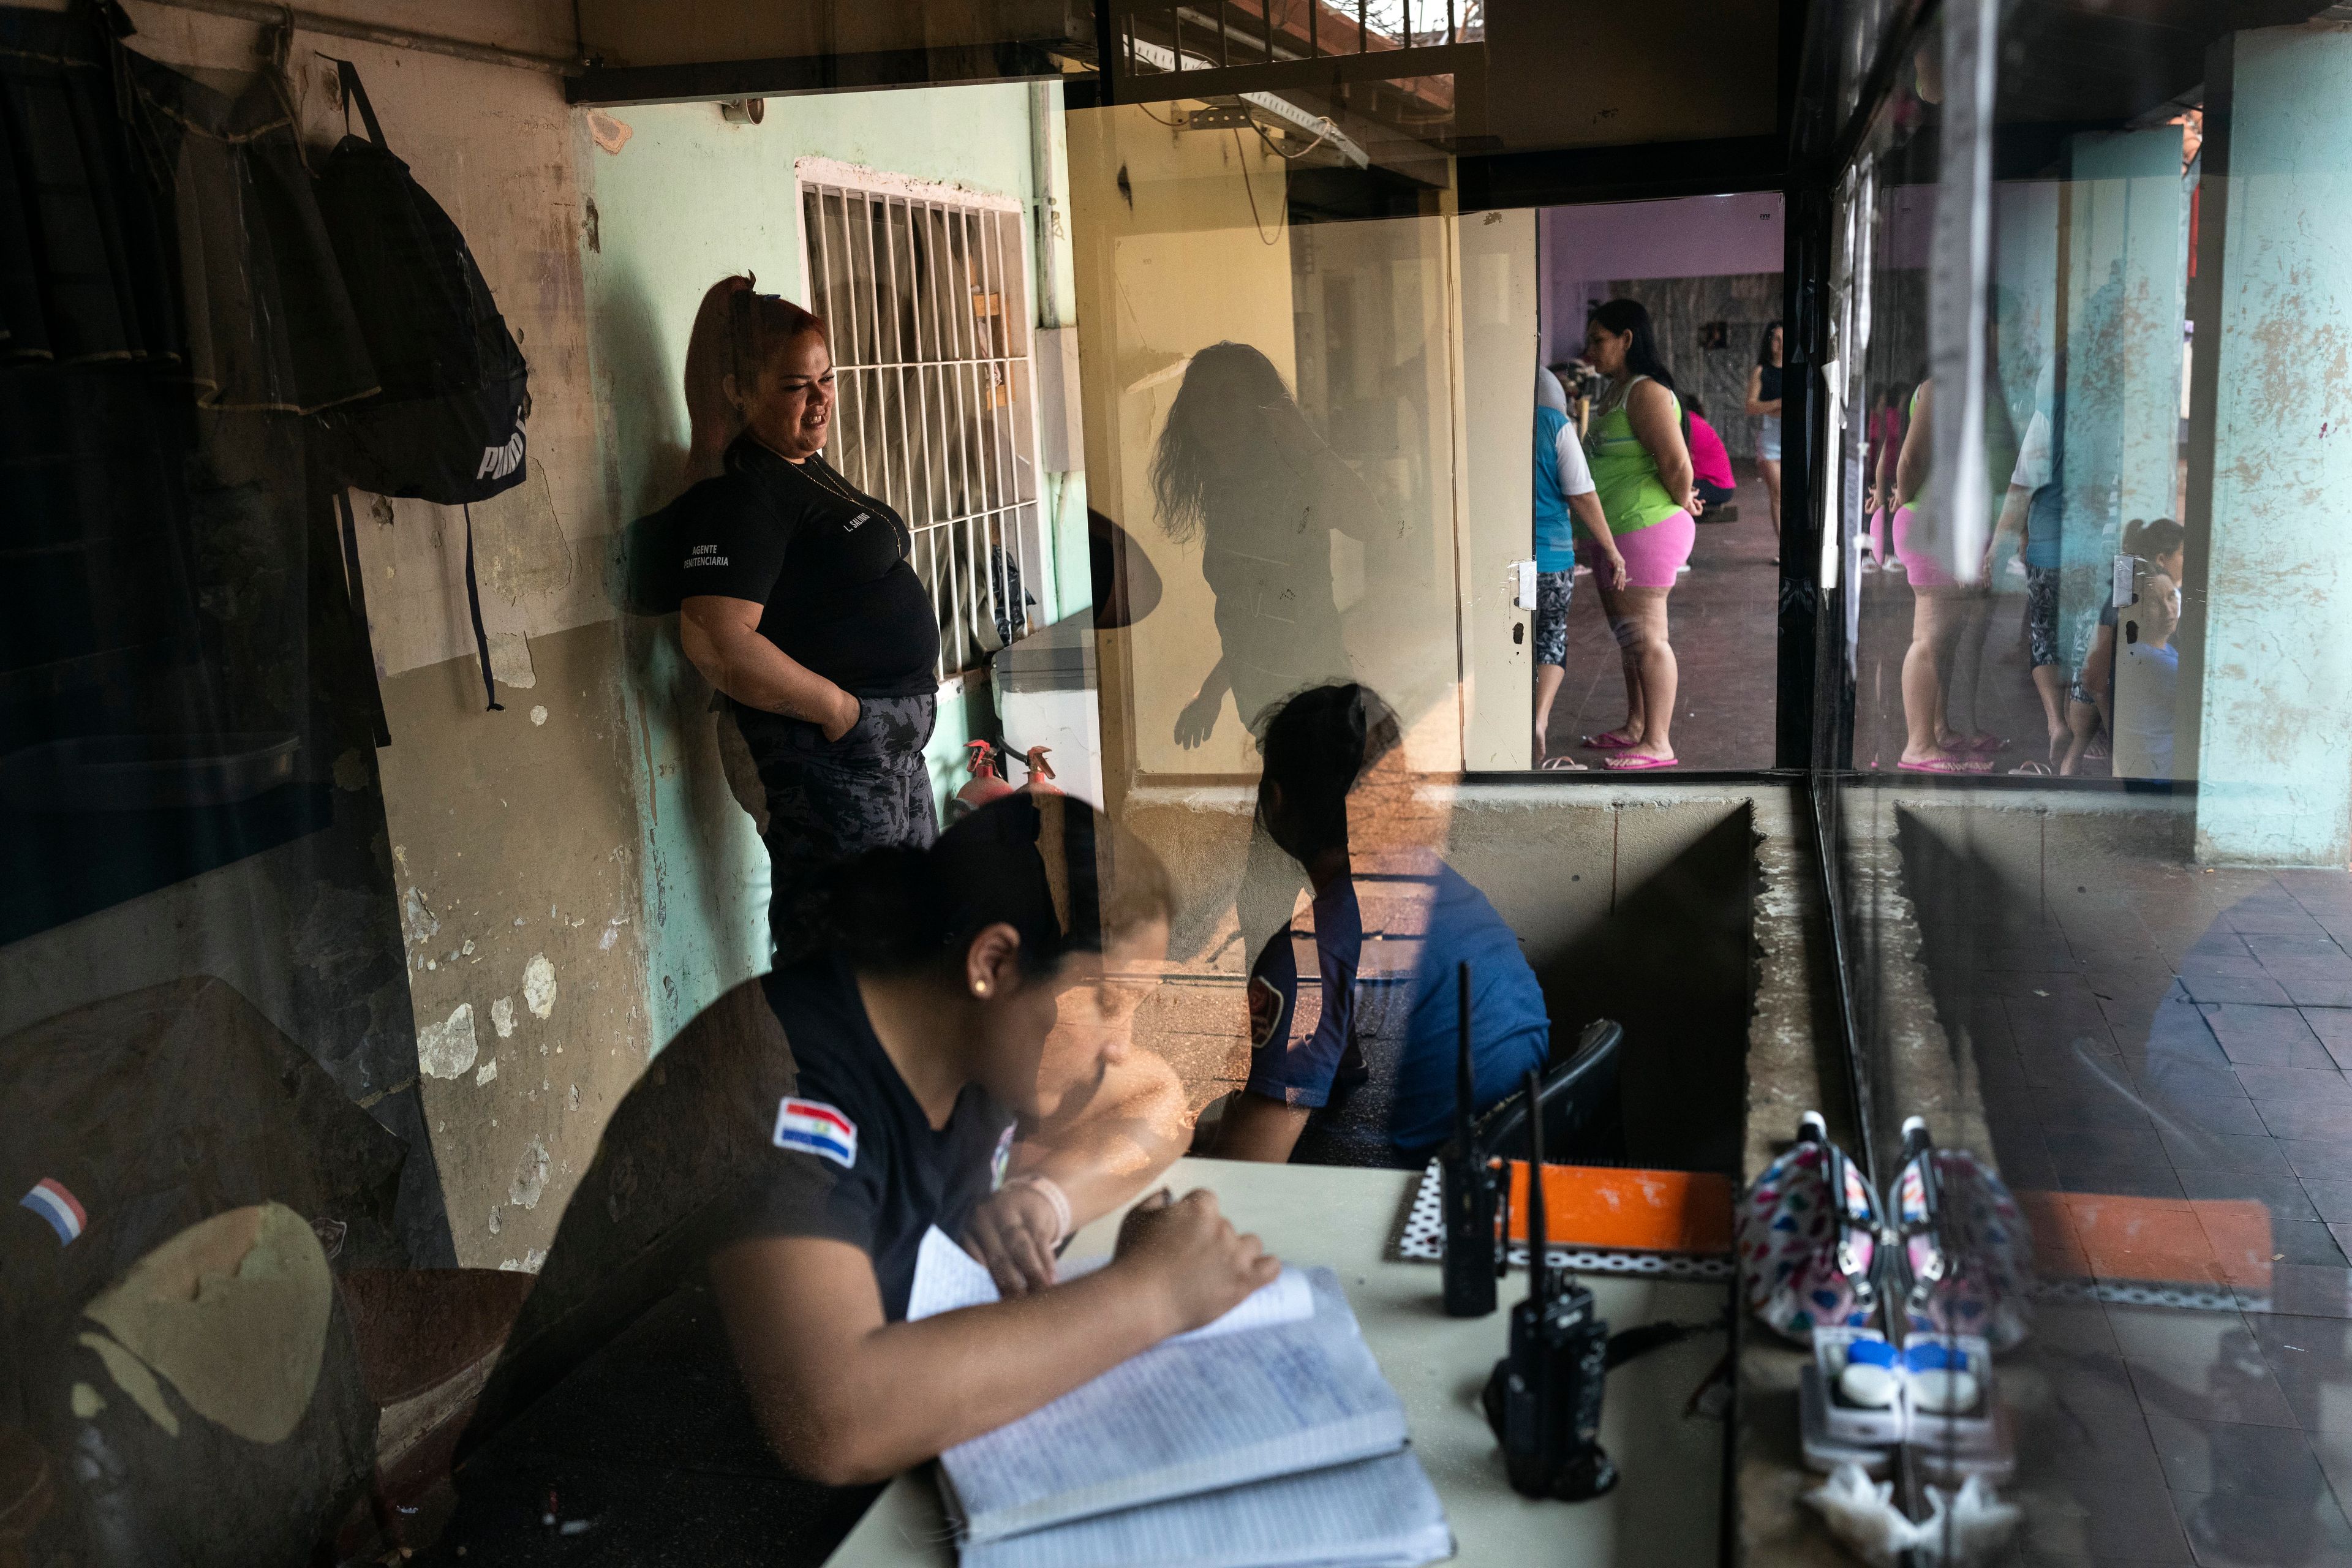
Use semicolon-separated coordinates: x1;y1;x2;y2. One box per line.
1020;745;1063;796
949;740;1016;822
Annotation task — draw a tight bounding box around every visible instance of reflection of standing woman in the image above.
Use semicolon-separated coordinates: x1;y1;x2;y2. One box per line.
1888;380;1995;772
1744;322;1785;539
678;291;944;958
1577;300;1697;771
1152;342;1374;748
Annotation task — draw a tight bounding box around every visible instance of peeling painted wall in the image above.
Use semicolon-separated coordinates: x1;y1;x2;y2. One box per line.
2191;26;2352;864
375;628;651;1268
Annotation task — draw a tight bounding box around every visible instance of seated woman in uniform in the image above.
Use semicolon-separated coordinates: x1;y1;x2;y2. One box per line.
719;794;1278;1483
1207;684;1553;1168
481;794;1273;1506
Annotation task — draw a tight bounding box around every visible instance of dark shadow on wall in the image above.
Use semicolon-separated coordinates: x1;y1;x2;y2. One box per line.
1519;807;1757;1175
1888;812;2048;1184
594;266;770;1019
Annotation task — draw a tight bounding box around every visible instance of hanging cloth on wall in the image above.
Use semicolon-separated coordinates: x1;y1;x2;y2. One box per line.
0;3;181;368
97;9;377;413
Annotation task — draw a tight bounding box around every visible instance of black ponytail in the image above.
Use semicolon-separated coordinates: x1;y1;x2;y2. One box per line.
1589;298;1687;443
1589;299;1679;401
829;794;1173;976
1253;683;1403;863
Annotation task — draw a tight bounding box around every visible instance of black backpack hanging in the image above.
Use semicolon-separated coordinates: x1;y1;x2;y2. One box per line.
311;58;527;709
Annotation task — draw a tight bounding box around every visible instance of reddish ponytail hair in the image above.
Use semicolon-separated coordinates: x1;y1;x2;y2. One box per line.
681;275;828;482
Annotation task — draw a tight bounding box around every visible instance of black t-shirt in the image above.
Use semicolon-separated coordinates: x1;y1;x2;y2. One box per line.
678;437;942;711
733;956;1016;1320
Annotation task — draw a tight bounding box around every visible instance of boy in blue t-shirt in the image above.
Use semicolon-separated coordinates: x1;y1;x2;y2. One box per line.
1210;684;1551;1167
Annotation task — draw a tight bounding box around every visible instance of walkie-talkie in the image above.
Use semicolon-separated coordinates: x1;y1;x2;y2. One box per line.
1483;1066;1619;1501
1440;961;1501;1317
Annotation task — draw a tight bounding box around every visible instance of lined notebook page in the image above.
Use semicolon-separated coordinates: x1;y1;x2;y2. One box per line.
905;1225;1314;1342
959;1449;1452;1568
938;1267;1408;1544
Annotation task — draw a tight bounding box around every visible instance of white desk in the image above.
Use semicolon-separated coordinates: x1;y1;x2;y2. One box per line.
823;1158;1728;1567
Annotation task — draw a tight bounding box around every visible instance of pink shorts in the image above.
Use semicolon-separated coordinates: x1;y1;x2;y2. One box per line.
1580;510;1695;588
1891;505;1958;588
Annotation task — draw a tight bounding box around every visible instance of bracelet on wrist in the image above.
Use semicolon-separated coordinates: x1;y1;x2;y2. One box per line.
1002;1174;1072;1244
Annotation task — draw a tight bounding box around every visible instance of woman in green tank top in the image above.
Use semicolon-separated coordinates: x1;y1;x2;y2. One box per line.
1574;300;1697;771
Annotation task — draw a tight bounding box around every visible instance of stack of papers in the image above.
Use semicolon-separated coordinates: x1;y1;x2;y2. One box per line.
908;1230;1452;1568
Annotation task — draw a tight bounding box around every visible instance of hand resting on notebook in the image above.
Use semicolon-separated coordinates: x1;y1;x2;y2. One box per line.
714;1187;1277;1485
958;964;1193;1295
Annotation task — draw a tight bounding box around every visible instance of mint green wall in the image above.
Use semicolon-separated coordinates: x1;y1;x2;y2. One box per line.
2192;29;2352;862
578;83;1065;1046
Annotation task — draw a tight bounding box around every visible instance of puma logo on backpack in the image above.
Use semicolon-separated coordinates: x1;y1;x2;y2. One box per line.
477;432;526;482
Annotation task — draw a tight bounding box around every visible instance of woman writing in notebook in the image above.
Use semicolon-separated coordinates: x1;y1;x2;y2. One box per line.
709;795;1279;1485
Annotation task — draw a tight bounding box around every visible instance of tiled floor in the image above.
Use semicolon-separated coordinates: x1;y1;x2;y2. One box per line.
1912;851;2352;1562
1542;462;1781;771
1841;510;2352;1559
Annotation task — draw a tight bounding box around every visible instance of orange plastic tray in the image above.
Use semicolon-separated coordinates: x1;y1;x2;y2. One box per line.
1500;1162;1735;1255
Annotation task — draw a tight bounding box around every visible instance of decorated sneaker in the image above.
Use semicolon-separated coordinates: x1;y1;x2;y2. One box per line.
1885;1117;2034;1351
1738;1111;1884;1343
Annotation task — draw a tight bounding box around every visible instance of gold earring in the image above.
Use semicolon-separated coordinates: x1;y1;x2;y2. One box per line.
974;981;992;998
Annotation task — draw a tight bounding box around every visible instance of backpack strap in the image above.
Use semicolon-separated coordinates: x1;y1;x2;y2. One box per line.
325;56;388;149
462;505;505;714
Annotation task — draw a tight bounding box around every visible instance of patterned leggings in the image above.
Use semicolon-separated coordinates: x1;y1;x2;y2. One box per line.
757;692;938;962
1534;569;1575;668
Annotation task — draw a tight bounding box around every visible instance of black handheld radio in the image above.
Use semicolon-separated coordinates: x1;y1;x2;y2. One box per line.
1439;961;1502;1317
1482;1065;1619;1501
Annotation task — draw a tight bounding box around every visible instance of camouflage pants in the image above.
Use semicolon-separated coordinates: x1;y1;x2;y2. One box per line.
758;692;938;962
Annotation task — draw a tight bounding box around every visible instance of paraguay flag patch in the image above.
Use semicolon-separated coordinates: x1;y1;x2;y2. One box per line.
20;1178;86;1245
774;1098;858;1168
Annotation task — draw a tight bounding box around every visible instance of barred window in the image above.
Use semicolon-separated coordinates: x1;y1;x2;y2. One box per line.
797;159;1044;682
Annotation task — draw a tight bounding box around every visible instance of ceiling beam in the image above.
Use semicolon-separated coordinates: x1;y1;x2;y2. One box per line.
566;40;1068;107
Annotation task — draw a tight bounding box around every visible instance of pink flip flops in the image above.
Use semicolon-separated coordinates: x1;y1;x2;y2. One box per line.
1897;754;1991;775
1581;730;1640;752
1602;753;1679;771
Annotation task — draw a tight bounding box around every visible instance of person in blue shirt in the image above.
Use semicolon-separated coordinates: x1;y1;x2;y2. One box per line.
1534;374;1623;769
1209;684;1553;1167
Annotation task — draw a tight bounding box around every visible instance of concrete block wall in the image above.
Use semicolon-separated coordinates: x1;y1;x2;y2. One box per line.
1118;780;1815;1178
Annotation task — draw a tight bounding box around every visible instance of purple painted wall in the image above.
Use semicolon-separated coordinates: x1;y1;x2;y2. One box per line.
1544;193;1785;360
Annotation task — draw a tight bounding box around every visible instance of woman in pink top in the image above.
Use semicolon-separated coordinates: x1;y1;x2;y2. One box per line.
1683;396;1736;515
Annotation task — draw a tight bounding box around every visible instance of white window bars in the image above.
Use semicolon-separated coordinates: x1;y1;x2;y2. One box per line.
795;159;1044;685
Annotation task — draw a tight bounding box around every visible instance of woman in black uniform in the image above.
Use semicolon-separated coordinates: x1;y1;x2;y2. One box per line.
713;794;1273;1483
442;796;1253;1558
677;288;944;960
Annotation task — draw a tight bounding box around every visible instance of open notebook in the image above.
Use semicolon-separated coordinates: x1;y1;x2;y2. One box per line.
905;1224;1315;1341
958;1449;1451;1568
907;1232;1419;1549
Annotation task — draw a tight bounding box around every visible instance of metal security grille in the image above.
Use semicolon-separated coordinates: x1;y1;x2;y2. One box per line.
797;161;1041;682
